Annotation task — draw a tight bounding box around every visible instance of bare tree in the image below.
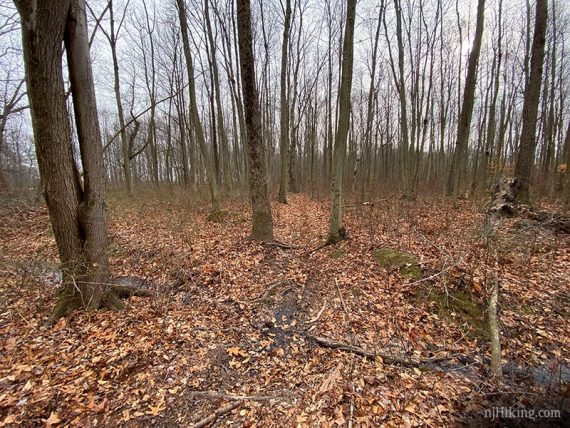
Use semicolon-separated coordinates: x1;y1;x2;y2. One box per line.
176;0;221;212
446;0;486;197
514;0;548;202
327;0;356;244
277;0;292;203
14;0;121;323
236;0;274;241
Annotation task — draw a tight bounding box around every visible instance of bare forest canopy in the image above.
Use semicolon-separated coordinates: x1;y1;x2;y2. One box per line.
0;0;569;200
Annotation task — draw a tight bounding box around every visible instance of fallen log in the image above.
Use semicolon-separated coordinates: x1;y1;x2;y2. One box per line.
111;276;152;298
487;177;570;234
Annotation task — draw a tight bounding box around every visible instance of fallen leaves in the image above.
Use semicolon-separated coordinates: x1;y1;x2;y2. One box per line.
0;194;568;426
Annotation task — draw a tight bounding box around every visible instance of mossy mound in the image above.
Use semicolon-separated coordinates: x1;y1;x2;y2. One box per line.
425;288;488;339
374;248;421;279
206;210;230;223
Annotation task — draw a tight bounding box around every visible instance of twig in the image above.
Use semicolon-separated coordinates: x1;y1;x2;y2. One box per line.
190;402;239;428
334;279;349;315
307;300;327;324
191;390;286;402
265;240;297;249
249;279;289;302
303;242;329;256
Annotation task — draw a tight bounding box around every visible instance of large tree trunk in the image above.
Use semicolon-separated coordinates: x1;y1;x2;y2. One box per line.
15;0;122;323
236;0;274;242
514;0;548;203
327;0;356;244
446;0;486;197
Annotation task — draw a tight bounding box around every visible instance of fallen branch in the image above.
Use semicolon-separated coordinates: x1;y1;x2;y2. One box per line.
265;240;297;249
191;390;287;402
307;300;327;324
309;335;464;368
249;279;289;302
190;402;239;428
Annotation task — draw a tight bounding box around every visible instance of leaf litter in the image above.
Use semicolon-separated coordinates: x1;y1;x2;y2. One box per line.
0;193;568;426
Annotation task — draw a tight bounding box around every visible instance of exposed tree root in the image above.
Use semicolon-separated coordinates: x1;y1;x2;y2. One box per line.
45;276;150;326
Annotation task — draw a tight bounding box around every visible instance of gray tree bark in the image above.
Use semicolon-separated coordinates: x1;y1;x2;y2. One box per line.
236;0;274;241
514;0;548;202
327;0;357;244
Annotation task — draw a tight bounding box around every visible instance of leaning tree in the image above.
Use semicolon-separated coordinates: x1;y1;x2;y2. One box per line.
14;0;123;323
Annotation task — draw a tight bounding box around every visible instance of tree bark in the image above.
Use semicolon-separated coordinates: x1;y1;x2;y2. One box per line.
176;0;221;212
446;0;486;197
327;0;357;244
514;0;548;203
236;0;274;242
15;0;121;323
277;0;292;203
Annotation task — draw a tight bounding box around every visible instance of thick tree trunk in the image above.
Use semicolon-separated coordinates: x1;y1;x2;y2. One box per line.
15;0;121;323
514;0;548;203
327;0;356;244
236;0;274;242
446;0;486;197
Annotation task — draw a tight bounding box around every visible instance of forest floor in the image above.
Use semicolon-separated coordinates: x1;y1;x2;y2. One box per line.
0;191;569;427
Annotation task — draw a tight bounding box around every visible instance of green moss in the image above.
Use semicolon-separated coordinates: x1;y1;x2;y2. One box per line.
424;288;488;339
374;248;421;279
330;248;346;259
206;210;230;223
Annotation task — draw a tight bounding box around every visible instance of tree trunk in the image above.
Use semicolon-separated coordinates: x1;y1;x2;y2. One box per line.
236;0;274;242
446;0;486;197
563;119;570;210
15;0;121;323
277;0;292;203
514;0;548;203
327;0;356;244
176;0;221;211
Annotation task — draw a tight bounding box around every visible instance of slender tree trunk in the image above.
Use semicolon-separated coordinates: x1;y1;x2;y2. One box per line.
236;0;274;241
176;0;221;211
277;0;292;203
327;0;356;244
446;0;486;197
204;0;230;188
514;0;548;202
562;119;570;209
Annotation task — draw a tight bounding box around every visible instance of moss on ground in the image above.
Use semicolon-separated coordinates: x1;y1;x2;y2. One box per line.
424;287;488;339
374;248;422;279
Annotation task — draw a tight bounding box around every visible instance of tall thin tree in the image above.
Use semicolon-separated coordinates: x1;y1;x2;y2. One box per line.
236;0;274;241
446;0;486;197
514;0;548;202
327;0;357;244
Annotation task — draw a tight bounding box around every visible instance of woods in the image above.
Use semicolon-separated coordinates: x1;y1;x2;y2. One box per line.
1;0;569;426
